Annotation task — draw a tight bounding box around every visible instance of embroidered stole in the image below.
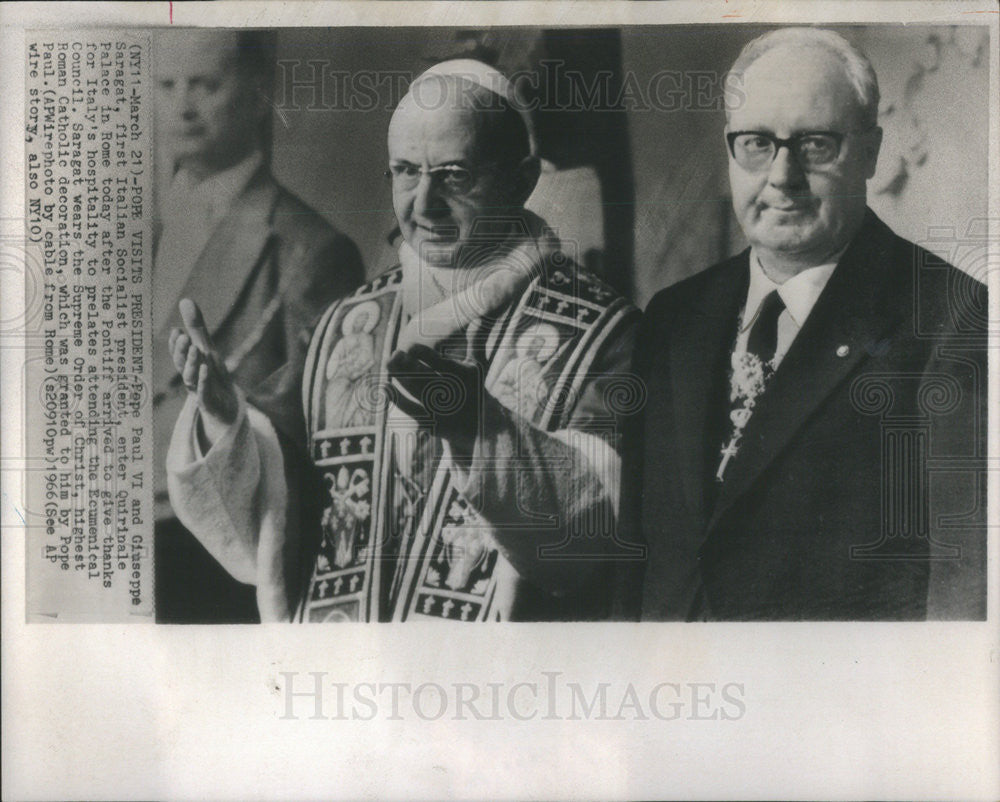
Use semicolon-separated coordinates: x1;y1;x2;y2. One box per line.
297;262;632;621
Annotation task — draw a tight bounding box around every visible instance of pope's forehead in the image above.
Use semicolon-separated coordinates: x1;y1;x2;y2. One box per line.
387;94;486;152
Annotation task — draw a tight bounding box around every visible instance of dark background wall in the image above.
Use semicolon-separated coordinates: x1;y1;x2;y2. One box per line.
155;24;990;308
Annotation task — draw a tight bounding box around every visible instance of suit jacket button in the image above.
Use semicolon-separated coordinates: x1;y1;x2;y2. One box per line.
836;344;850;357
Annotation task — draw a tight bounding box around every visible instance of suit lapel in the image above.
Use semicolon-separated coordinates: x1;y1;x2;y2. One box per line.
154;168;279;337
670;257;748;521
708;213;901;531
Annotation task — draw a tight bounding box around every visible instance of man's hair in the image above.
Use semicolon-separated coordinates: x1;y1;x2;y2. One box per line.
233;29;277;91
232;30;277;157
727;27;880;129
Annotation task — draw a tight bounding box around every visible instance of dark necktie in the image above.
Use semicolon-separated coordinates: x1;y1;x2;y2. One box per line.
747;290;786;368
716;290;786;482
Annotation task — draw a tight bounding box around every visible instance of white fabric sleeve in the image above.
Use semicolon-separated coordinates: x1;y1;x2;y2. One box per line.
443;403;620;594
165;392;291;621
446;426;620;518
443;312;638;595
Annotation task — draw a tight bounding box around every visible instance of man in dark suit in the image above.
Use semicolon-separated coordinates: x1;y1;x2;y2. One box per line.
151;29;364;622
624;28;988;621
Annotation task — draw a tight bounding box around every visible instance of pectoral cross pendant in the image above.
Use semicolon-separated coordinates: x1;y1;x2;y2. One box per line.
716;437;740;482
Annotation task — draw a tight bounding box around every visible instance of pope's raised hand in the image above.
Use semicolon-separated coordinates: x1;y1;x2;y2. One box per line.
168;298;239;429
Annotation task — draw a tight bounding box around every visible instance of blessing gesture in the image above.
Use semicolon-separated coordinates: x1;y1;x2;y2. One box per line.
168;298;240;433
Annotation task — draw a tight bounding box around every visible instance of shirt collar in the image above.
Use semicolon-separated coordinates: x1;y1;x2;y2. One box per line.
167;150;263;221
742;248;841;332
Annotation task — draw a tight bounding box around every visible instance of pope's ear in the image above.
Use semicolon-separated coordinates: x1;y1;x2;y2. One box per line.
513;156;541;205
863;126;883;179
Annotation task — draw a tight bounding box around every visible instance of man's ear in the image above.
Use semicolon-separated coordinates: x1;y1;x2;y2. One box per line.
513;156;541;206
863;126;883;179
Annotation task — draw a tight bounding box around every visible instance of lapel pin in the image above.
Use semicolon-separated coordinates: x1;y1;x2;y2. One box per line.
836;344;850;358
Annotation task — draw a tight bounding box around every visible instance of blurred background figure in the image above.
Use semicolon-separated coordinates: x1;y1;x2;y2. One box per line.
151;29;364;622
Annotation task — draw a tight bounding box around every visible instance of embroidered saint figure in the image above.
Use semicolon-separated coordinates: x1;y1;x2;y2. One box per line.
493;322;560;418
323;300;381;429
320;466;371;569
441;524;491;591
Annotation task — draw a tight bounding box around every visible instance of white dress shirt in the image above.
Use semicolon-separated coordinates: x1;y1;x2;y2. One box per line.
716;250;843;481
734;250;841;369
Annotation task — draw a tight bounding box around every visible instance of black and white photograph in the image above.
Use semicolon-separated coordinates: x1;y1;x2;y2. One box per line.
2;1;997;799
153;22;988;624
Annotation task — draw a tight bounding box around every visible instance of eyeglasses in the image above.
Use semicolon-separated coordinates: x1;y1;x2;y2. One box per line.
384;162;485;195
726;130;866;171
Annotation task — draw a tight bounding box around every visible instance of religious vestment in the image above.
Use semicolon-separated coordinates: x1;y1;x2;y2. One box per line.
168;214;639;621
